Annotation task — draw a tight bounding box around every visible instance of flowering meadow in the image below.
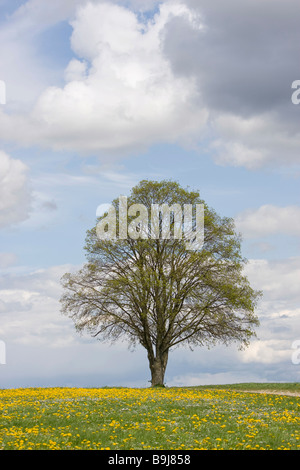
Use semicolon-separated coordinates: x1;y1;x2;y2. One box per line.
1;386;300;450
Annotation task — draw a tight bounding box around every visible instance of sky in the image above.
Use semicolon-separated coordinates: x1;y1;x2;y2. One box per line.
0;0;300;388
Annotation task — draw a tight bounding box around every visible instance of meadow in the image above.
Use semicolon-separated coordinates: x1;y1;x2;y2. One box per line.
1;384;300;450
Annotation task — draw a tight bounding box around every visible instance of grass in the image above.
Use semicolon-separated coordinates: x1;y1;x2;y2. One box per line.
1;383;300;450
196;382;300;393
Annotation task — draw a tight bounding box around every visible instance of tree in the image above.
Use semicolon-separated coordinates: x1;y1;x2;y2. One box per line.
60;180;261;387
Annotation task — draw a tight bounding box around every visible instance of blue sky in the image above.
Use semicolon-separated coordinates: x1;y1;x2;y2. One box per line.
0;0;300;388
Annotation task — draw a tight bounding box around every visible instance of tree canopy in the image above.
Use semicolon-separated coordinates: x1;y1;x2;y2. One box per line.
60;179;261;386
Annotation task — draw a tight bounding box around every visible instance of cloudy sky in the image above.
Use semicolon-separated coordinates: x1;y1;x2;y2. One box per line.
0;0;300;388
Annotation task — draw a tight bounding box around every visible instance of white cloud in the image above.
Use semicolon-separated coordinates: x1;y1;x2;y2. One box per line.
212;113;300;169
0;263;150;387
212;140;267;170
0;257;299;385
0;150;31;228
9;0;82;31
244;257;300;303
0;0;81;109
64;58;88;82
0;252;18;269
0;0;299;170
240;339;292;364
235;204;300;238
0;264;77;346
237;257;300;365
0;1;208;155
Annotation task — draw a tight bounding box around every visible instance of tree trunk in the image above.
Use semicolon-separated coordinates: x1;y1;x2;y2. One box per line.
149;352;168;387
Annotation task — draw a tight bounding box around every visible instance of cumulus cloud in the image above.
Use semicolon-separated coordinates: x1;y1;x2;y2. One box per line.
244;257;300;304
0;150;31;228
8;0;81;29
0;263;150;387
0;264;77;346
163;0;300;169
0;1;208;155
0;257;299;385
240;339;292;364
211;113;300;169
0;0;82;109
1;0;299;169
238;256;300;366
235;205;300;238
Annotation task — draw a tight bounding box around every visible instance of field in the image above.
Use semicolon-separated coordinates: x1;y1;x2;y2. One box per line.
1;383;300;450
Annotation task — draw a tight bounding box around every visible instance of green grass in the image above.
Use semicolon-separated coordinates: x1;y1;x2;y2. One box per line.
194;382;300;393
1;384;300;450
